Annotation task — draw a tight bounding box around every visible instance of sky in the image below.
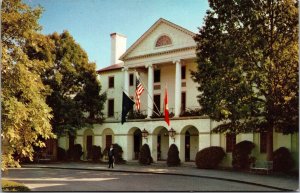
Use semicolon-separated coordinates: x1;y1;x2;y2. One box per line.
25;0;210;70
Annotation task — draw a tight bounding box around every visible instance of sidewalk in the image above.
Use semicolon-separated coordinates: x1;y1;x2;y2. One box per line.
22;161;299;191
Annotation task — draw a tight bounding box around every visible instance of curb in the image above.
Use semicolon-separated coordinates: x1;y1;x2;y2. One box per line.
22;165;294;191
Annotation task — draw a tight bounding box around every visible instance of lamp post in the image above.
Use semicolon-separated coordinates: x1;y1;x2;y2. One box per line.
141;128;149;142
168;128;176;142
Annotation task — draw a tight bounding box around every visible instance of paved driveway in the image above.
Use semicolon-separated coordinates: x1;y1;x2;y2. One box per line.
3;168;281;191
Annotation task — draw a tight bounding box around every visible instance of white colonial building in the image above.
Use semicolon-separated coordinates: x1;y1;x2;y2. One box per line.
58;18;298;168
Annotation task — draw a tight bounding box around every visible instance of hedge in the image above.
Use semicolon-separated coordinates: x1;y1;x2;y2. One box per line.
139;144;153;165
232;140;255;170
2;180;30;192
195;146;225;169
273;147;294;172
167;144;180;166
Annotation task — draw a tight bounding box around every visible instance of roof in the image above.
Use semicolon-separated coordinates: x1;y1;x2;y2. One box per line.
97;63;123;73
119;18;196;61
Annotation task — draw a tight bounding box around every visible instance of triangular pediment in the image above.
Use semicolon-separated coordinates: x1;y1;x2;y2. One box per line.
120;18;196;61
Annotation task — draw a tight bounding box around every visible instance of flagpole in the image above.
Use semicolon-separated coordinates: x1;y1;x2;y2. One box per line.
135;70;162;116
121;86;160;119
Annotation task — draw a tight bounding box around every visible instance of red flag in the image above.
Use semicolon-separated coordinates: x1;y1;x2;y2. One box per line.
164;86;170;126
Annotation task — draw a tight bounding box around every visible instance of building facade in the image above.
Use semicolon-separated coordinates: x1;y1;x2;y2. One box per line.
58;18;298;168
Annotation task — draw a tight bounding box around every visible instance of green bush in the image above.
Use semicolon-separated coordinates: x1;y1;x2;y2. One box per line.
66;144;83;161
2;180;30;192
113;144;126;164
167;144;181;167
57;147;66;161
139;144;153;165
195;146;225;169
273;147;294;172
101;144;127;164
87;145;102;162
232;140;255;170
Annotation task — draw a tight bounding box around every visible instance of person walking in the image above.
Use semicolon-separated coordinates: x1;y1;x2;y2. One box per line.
108;144;114;168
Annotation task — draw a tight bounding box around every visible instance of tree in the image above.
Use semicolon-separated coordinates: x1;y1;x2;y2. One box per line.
1;0;55;170
192;0;298;160
43;31;106;136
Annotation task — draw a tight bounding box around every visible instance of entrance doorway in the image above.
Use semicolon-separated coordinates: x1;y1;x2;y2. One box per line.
133;129;142;160
86;135;93;152
106;135;112;149
185;131;190;161
182;126;199;162
156;127;169;160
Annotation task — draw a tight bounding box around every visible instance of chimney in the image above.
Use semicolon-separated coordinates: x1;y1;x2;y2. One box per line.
110;33;127;65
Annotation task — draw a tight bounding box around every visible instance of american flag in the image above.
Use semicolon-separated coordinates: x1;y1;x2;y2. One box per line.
135;75;144;111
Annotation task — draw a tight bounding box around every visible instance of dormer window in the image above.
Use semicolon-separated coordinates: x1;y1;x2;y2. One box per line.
155;35;172;47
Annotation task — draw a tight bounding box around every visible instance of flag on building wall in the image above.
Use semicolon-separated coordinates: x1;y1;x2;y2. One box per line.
164;86;170;126
121;92;135;124
135;73;144;111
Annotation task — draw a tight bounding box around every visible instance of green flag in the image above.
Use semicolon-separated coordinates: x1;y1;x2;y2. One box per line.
121;92;135;124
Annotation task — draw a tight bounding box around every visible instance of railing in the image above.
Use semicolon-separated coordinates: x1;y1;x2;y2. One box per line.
179;106;202;117
102;106;202;121
127;110;147;119
151;108;174;118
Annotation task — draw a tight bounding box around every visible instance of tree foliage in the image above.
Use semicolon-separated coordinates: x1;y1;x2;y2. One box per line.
192;0;298;134
42;31;106;135
1;0;55;170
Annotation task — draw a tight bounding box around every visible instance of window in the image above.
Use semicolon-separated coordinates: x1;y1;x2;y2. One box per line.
108;99;114;117
260;132;267;153
154;70;160;83
181;92;186;112
155;35;172;47
226;133;236;152
181;66;186;80
153;95;161;115
129;73;134;86
108;76;114;88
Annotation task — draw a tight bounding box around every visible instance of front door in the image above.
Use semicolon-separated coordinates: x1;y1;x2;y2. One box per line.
86;135;93;152
133;130;142;160
185;131;190;161
106;135;112;149
157;135;161;160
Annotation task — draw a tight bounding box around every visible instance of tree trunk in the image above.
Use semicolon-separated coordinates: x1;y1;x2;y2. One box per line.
266;129;273;161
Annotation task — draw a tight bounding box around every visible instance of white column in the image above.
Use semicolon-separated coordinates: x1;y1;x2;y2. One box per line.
146;64;153;118
174;59;182;117
122;66;129;95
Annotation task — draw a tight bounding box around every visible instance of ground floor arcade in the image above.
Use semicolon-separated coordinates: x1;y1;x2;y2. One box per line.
57;117;299;168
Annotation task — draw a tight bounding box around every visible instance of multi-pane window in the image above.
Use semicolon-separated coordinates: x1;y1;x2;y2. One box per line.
154;69;160;83
155;35;172;47
181;92;186;112
108;76;114;88
260;132;267;153
129;73;134;86
153;94;161;115
181;66;186;80
226;133;236;152
108;99;114;117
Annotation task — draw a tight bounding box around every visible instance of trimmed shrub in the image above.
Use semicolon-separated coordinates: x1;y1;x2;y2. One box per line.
87;145;102;162
195;146;225;169
273;147;294;172
2;180;30;192
103;143;126;164
113;143;126;164
57;147;66;161
232;140;255;170
139;144;153;165
167;144;181;167
67;144;83;161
